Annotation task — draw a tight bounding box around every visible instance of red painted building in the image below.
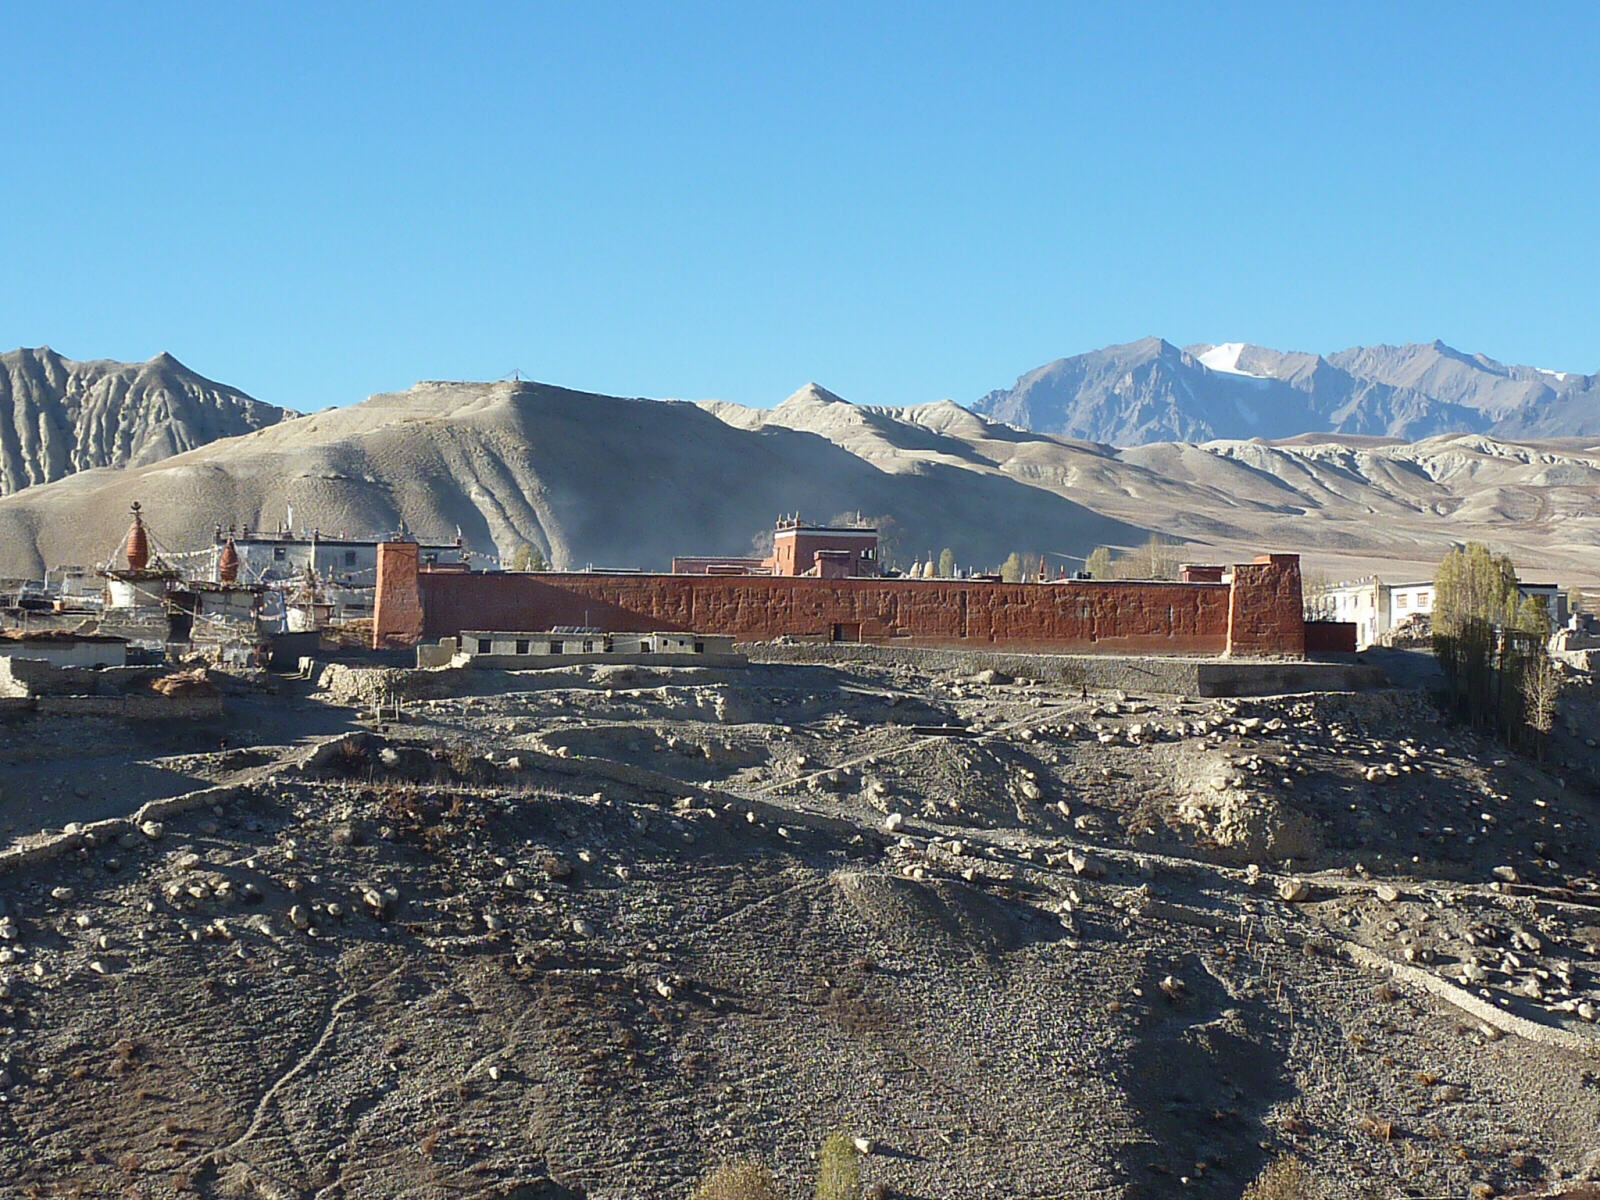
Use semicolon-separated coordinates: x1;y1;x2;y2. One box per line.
771;518;879;577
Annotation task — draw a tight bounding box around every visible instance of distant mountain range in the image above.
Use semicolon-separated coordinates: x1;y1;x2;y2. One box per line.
0;347;290;496
972;337;1600;445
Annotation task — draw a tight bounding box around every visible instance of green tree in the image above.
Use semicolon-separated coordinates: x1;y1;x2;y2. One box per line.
1515;593;1551;637
1433;543;1541;742
508;542;547;572
815;1132;862;1200
1085;546;1113;579
937;547;955;578
999;552;1024;583
1434;543;1521;638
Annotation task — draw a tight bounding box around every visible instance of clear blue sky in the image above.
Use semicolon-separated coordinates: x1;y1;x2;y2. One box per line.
3;3;1596;411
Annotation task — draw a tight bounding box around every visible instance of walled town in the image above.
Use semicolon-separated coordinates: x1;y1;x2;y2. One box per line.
1;505;1599;1199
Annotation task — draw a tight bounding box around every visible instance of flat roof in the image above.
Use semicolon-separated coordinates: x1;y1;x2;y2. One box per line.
0;630;127;644
233;536;461;549
773;526;877;536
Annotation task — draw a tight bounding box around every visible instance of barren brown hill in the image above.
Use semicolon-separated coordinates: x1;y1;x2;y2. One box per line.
1;377;1597;587
0;347;289;497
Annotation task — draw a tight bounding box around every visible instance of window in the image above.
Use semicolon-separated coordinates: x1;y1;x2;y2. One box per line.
583;640;595;653
694;641;705;653
477;638;491;654
515;639;529;654
344;550;357;566
550;641;563;654
1396;595;1408;610
1418;592;1431;608
273;546;287;562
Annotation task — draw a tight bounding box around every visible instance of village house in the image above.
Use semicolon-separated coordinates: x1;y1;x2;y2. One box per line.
1317;576;1567;650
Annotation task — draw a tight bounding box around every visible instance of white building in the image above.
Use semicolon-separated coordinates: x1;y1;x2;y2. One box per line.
1316;577;1567;650
419;629;743;668
0;632;127;669
212;528;467;587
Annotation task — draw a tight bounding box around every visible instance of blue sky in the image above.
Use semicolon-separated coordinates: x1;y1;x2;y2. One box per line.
3;3;1596;411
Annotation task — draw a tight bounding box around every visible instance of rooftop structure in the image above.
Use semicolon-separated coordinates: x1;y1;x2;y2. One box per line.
98;503;181;610
771;516;879;577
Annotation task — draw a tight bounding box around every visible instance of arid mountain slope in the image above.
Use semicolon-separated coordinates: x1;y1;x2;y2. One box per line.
1;377;1596;586
708;386;1600;585
0;380;1143;578
0;347;289;496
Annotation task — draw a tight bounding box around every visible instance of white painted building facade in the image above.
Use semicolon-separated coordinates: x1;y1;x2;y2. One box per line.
213;533;467;586
1316;577;1566;650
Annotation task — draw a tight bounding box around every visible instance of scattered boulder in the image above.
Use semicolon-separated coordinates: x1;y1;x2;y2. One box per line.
1277;878;1311;903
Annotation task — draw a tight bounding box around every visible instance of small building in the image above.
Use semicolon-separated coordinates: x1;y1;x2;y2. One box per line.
423;629;743;669
212;523;467;586
1317;576;1567;650
0;631;128;669
772;516;879;577
670;555;774;576
99;503;182;611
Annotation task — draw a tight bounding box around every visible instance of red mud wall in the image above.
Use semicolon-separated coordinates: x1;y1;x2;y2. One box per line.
1226;555;1306;658
1305;620;1358;654
374;548;1307;657
372;541;423;649
405;572;1234;654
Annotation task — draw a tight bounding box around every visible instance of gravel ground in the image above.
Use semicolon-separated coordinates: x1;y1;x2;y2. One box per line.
0;659;1597;1198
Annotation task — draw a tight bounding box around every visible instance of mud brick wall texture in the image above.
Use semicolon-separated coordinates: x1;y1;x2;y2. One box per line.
1226;555;1307;658
1305;620;1358;655
374;541;425;649
375;548;1307;657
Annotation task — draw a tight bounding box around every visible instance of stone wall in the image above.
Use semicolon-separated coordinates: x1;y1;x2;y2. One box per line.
0;658;161;698
374;547;1308;658
746;642;1385;696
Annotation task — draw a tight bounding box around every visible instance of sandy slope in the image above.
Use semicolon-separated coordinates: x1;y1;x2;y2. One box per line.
1;378;1596;586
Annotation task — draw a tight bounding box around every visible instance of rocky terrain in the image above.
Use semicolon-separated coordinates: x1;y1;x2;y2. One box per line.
2;376;1599;589
0;347;289;498
973;337;1600;445
2;651;1599;1197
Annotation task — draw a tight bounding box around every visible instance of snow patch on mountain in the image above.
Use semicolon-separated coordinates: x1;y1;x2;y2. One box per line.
1196;343;1268;379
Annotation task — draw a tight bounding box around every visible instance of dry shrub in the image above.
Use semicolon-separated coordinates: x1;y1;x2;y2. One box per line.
376;785;481;853
150;669;219;698
217;1160;297;1200
1355;1114;1396;1141
815;1131;861;1200
690;1161;782;1200
1243;1155;1316;1200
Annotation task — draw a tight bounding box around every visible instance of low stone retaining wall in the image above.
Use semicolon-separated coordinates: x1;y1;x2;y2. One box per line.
744;642;1386;697
0;784;247;877
0;693;223;719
